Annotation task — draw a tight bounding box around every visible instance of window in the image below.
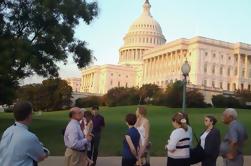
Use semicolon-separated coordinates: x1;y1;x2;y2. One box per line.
205;52;208;56
227;83;230;91
220;82;223;89
111;73;113;76
220;66;223;75
204;80;207;87
212;65;215;74
242;69;245;77
248;85;251;91
213;53;216;58
221;55;224;59
118;81;120;87
228;67;231;76
241;83;244;90
212;81;215;88
235;67;238;76
110;80;113;85
125;82;128;88
233;83;236;90
204;63;207;73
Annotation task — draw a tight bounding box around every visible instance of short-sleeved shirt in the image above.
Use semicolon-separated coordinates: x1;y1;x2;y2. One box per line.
92;114;105;134
0;122;45;166
122;127;140;159
220;120;248;155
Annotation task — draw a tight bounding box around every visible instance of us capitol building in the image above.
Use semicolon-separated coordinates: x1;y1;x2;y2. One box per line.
80;0;251;103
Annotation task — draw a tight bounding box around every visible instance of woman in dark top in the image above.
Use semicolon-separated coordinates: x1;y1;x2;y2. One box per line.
122;113;140;166
200;115;221;166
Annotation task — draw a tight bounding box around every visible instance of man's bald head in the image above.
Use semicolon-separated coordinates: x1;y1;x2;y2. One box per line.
69;107;82;121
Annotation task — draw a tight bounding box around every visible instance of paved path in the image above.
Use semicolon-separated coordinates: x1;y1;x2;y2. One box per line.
39;156;251;166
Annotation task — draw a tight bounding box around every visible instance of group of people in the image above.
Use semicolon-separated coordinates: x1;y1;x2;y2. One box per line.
0;101;249;166
122;108;248;166
64;106;105;166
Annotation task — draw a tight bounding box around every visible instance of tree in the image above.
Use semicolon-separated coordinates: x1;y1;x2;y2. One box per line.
105;87;140;107
0;0;98;104
186;89;206;108
17;78;72;111
164;81;183;107
139;84;161;104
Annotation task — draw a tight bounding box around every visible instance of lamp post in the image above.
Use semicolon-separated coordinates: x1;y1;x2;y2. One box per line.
181;60;191;112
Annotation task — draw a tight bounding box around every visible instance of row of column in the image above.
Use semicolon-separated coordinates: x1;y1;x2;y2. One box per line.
120;49;145;62
82;73;94;89
143;49;187;82
236;54;250;79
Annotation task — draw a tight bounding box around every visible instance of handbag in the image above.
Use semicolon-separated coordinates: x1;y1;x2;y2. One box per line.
189;132;205;164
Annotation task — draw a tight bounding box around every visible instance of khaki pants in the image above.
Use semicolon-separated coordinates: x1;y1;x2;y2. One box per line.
65;148;87;166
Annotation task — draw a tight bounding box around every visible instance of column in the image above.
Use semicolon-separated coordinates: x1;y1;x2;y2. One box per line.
245;55;248;78
237;54;241;89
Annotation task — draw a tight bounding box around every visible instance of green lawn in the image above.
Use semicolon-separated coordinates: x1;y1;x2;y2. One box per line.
0;106;250;156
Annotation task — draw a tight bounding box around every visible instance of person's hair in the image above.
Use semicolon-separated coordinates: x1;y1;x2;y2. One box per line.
137;106;147;117
224;108;238;120
172;112;188;131
69;107;80;118
179;112;190;125
84;111;93;122
13;101;33;121
125;113;137;126
205;115;217;125
92;105;99;110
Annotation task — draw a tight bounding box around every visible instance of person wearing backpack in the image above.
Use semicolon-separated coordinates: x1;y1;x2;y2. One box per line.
200;115;221;166
122;113;140;166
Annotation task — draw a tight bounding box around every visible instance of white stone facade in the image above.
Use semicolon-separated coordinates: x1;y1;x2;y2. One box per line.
80;0;251;99
66;77;81;92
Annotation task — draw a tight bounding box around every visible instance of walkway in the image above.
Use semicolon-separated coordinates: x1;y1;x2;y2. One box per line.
39;156;251;166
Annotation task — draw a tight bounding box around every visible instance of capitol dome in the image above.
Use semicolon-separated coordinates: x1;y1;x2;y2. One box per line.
119;0;166;65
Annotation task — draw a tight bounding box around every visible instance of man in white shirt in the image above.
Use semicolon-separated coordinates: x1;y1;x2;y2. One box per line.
0;101;48;166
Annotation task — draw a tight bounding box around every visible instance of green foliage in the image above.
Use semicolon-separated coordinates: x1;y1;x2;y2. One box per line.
105;87;140;107
0;0;99;104
139;84;162;104
212;95;240;108
235;90;251;108
154;81;206;108
17;78;72;111
162;81;183;107
186;89;206;108
75;96;102;108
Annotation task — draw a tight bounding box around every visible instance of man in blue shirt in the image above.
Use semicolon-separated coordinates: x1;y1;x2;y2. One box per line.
220;108;248;166
64;107;92;166
122;113;140;166
0;101;48;166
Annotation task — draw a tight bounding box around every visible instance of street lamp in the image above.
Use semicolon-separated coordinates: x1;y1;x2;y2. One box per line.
181;60;191;112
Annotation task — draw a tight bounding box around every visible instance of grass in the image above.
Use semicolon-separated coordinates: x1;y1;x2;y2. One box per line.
0;105;250;156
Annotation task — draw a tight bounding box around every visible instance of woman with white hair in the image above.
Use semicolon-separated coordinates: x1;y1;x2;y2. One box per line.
220;108;248;166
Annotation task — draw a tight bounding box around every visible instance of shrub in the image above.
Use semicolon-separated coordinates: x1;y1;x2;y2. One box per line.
212;95;240;108
186;90;206;108
75;96;102;108
105;87;140;107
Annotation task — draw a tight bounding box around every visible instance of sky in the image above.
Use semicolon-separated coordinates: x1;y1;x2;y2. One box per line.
23;0;251;84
